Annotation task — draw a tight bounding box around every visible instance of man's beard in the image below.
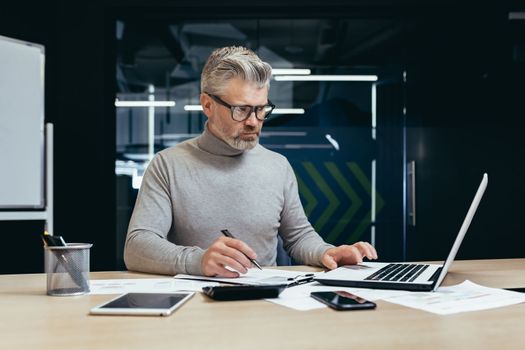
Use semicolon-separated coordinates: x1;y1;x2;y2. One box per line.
221;125;260;150
225;133;259;150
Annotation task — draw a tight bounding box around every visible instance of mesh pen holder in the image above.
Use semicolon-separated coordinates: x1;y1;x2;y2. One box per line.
44;243;92;296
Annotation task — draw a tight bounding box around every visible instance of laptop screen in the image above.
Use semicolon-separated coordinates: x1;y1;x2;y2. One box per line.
432;173;488;291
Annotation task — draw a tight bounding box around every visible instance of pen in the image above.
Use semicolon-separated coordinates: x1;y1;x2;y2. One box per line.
41;232;90;291
220;229;263;270
287;274;315;287
41;231;66;247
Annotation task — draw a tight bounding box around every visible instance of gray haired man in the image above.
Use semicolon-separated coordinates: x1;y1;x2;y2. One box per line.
124;46;377;277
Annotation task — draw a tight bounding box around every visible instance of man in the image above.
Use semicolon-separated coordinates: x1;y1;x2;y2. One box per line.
124;46;377;278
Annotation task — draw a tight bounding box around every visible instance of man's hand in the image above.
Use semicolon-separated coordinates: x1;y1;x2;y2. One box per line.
201;236;257;277
321;242;378;270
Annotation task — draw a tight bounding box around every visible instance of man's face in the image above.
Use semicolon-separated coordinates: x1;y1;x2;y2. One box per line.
201;77;268;150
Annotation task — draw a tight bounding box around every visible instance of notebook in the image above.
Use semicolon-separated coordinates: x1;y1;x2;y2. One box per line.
315;173;488;292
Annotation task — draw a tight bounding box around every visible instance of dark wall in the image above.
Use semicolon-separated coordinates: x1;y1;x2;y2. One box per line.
405;10;525;261
0;2;115;272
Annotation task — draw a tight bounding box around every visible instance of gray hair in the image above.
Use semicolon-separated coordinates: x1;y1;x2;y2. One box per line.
201;46;272;96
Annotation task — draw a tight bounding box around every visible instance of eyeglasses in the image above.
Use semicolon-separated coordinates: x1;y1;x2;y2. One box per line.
206;93;275;122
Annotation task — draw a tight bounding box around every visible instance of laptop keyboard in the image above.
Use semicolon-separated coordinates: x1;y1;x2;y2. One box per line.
364;263;429;282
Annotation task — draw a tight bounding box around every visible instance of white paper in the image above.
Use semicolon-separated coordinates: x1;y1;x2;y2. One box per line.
174;267;314;286
266;282;410;311
89;278;219;295
383;280;525;315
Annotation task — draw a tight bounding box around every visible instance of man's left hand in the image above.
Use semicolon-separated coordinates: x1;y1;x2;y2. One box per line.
321;242;378;270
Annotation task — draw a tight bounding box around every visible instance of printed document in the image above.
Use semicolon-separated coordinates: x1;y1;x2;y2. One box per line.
174;267;315;286
383;280;525;315
89;278;218;295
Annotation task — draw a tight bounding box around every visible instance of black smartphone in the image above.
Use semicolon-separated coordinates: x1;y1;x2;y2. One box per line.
310;291;376;311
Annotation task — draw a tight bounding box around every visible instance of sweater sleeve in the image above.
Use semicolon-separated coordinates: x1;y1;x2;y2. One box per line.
123;153;205;275
278;161;334;266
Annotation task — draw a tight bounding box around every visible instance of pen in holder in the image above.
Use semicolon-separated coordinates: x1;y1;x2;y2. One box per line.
44;243;92;296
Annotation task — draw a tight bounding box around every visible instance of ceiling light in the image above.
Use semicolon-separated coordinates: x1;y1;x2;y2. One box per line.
274;75;378;82
115;100;176;107
272;69;311;75
273;108;305;114
184;106;305;114
184;105;203;111
509;12;525;20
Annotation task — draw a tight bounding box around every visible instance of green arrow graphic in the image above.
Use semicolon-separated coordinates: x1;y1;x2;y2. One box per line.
324;162;362;242
302;162;340;233
295;172;318;217
347;162;385;243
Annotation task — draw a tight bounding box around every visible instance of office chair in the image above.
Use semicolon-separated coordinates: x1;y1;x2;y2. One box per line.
276;235;292;266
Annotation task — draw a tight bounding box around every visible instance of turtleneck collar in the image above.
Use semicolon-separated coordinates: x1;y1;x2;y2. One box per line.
196;123;246;157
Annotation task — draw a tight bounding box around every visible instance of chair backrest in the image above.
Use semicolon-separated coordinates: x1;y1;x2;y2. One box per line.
276;235;292;266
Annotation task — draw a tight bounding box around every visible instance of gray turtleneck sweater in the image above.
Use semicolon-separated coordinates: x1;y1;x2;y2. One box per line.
124;126;333;276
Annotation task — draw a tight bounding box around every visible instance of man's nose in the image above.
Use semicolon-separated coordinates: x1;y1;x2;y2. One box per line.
244;111;259;126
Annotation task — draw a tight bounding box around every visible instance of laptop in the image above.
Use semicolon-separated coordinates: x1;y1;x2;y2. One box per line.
315;173;488;292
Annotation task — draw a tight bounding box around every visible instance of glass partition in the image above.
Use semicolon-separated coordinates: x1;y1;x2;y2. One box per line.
115;18;406;267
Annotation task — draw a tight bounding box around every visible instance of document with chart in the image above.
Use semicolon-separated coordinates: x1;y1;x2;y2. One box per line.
383;280;525;315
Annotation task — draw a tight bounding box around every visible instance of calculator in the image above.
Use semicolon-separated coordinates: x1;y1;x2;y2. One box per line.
202;285;286;301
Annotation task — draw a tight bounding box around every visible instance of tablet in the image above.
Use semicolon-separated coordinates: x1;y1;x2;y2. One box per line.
90;292;194;316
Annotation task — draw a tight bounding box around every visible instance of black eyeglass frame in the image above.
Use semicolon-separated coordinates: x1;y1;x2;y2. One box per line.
205;93;275;121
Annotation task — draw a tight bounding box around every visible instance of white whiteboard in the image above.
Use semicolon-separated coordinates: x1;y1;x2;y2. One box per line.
0;35;45;208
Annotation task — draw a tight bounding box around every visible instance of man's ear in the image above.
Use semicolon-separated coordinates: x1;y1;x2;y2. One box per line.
200;93;213;119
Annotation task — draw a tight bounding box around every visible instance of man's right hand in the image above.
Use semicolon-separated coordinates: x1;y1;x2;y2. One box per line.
201;236;257;277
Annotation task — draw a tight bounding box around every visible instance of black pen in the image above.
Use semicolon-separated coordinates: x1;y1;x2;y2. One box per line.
287;274;315;287
220;229;263;270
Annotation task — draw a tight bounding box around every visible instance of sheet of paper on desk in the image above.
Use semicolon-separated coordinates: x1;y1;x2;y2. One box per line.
89;278;219;295
174;267;314;286
383;280;525;315
266;282;410;311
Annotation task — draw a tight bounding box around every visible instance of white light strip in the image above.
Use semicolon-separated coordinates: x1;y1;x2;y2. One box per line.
325;134;340;151
509;12;525;20
371;158;376;251
273;108;305;114
261;131;307;137
371;83;377;140
184;106;305;114
115;100;176;107
372;83;377;129
184;105;203;111
274;75;378;82
147;85;155;160
372;159;376;224
265;144;333;149
272;68;311;75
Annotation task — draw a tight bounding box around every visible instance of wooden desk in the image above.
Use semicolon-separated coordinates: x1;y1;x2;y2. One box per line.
1;259;524;350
